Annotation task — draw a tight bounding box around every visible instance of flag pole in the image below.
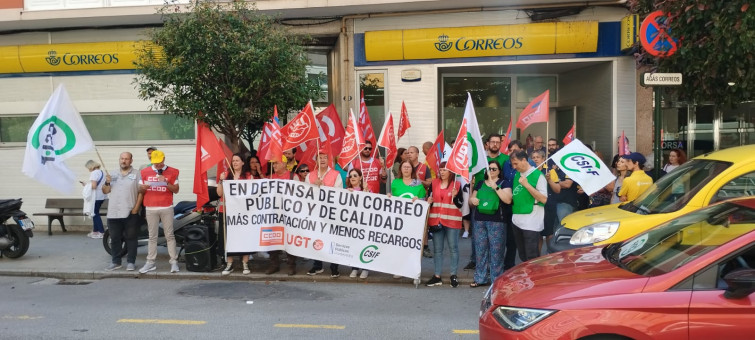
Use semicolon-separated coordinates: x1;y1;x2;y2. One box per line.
94;147;108;175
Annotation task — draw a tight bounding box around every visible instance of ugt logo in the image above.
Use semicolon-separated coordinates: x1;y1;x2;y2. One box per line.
435;34;452;52
560;153;601;176
45;50;61;66
31;118;77;164
359;245;380;264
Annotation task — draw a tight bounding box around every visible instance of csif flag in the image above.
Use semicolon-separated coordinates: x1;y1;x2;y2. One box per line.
562;124;576;145
194;121;226;211
397;101;411;141
377;112;397;169
22;84;94;194
281;100;320;152
338;109;363;169
358;90;378;158
516;90;550;131
446;93;487;180
548;138;615;195
425;131;445;176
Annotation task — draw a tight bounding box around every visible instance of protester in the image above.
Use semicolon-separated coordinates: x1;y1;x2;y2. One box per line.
618;152;653;202
421;141;437;179
663;148;687;173
546;139;559;157
350;140;386;194
244;155;263;179
526;135;546;159
531;150;560;250
606;157;631;205
103;152;143;271
139;146;157;170
469;160;506;287
611;136;630;172
345;168;370;279
553;159;580;226
587;149;612;208
307;151;343;277
391;147;407;178
138;150;180;273
501;140;532;271
406;146;432;187
270;157;294;180
425;164;463;287
283;148;298;172
217;153;253;275
267;157;298;275
502;150;547;262
295;163;310;182
82;160;107;239
390;159;428;273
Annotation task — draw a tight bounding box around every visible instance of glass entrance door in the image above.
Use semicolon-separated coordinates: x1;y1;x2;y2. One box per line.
441;76;511;144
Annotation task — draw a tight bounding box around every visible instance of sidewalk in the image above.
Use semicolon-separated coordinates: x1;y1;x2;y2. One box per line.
0;230;481;286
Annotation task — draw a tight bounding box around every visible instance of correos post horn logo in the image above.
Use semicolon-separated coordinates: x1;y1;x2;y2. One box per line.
435;34;452;52
31;117;77;164
46;51;61;66
45;49;120;67
560;153;601;176
359;245;380;263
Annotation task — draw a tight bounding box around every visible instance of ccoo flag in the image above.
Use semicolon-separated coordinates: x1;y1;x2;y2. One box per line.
22;84;94;194
397;101;411;140
445;93;487;180
548;138;615;195
377;112;398;169
516;90;550;131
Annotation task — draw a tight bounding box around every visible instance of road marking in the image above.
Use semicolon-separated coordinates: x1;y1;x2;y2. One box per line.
452;330;480;334
274;324;345;330
2;315;44;320
117;319;206;325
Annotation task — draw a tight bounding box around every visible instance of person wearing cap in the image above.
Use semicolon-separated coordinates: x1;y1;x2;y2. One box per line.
618;152;653;202
139;146;158;170
306;150;343;277
138;150;181;274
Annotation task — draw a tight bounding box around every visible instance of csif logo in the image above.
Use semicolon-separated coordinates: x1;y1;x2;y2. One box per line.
560;153;602;176
359;245;380;263
31;117;77;164
44;49;119;67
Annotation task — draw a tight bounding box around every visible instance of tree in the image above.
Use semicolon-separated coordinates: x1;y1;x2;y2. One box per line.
134;0;321;152
629;1;754;106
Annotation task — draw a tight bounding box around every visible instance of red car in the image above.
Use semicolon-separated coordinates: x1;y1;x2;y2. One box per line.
479;198;755;340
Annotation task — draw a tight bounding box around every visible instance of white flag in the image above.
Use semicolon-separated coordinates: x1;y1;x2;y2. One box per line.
22;84;94;194
548;138;615;195
463;93;488;176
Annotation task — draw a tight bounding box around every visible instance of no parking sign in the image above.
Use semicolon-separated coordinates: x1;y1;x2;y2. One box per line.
640;11;679;57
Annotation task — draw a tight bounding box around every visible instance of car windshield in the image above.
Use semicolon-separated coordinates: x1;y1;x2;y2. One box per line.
610;201;755;276
619;160;731;215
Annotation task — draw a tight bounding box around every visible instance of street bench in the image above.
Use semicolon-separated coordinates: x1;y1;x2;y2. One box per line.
33;198;108;236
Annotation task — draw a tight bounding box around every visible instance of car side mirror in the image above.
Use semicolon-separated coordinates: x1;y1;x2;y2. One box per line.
723;269;755;299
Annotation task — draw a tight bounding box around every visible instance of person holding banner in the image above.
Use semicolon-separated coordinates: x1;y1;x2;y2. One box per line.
406;146;432;188
306;151;343;277
391;148;407;179
390;159;428;269
350;141;386;194
425;164;463;287
263;158;299;275
217;154;253;275
469;160;507;287
294;164;310;182
501;151;548;262
345;168;370;279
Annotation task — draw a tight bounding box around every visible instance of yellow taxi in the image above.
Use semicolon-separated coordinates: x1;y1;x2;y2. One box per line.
548;144;755;253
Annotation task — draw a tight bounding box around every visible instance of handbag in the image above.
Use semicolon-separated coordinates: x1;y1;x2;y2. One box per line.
428;224;443;233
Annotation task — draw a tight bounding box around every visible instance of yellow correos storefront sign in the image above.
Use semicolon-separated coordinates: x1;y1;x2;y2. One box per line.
0;41;161;74
365;21;598;61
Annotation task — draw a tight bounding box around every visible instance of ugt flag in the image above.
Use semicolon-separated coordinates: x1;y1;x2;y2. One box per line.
548;138;615;195
397;101;411;141
377;112;397;169
358;90;378;158
280;100;320;152
22;84;94;194
446;93;487;181
516;90;550;131
338;109;363;169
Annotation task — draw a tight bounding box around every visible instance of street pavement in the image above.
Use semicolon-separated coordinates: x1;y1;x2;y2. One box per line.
0;229;484;287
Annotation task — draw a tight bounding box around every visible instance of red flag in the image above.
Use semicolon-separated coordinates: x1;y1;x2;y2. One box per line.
214;137;234;182
501;117;513;154
338;109;363;169
281;100;320;152
562;124;576;145
316;104;345;160
297;139;319;171
425;131;445;176
446;118;470;179
619;130;631;156
516;90;550;131
397;101;411;140
194;122;225;211
377;113;397;169
258;106;284;163
358;90;378;158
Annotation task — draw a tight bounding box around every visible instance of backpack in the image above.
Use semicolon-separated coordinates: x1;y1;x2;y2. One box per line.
477;184;500;215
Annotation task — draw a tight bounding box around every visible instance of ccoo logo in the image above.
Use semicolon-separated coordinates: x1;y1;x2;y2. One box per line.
559;153;601;176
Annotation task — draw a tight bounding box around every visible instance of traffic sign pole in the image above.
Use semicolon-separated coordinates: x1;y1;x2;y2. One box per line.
654;87;662;181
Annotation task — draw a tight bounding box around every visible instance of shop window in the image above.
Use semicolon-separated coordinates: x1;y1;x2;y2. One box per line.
307;52;329;106
442;76;511;144
691;105;715;157
359;72;386;142
516;76;556;104
0;113;194;143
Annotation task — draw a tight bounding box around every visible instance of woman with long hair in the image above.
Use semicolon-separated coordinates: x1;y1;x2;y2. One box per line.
390;160;426;200
346;168;370;279
425;162;463;287
244;155;263;179
391;148;407;178
217;153;253;275
83;160;107;239
663;148;687;173
606;157;631;205
469;160;506;287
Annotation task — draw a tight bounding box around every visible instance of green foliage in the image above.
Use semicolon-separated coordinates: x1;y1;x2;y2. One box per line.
134;0;321;151
630;0;754;106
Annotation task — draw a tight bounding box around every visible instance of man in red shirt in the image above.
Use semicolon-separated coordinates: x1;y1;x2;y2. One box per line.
138;150;180;274
307;151;343;277
350;140;386;193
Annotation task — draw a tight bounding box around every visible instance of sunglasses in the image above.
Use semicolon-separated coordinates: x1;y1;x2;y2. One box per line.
363;147;372;151
349;174;360;178
298;169;310;173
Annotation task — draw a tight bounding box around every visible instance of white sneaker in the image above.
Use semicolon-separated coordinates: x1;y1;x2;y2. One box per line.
462;231;469;239
86;232;95;238
349;269;358;278
360;270;369;279
221;263;233;276
242;263;250;275
170;263;179;273
139;262;156;274
126;263;136;271
93;232;104;239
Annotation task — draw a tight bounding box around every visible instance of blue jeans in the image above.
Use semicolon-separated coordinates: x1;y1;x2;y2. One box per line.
556;202;576;225
432;226;460;276
92;200;105;233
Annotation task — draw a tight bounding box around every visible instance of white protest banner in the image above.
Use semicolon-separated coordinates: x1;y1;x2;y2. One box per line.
548;138;615;195
223;179;429;278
